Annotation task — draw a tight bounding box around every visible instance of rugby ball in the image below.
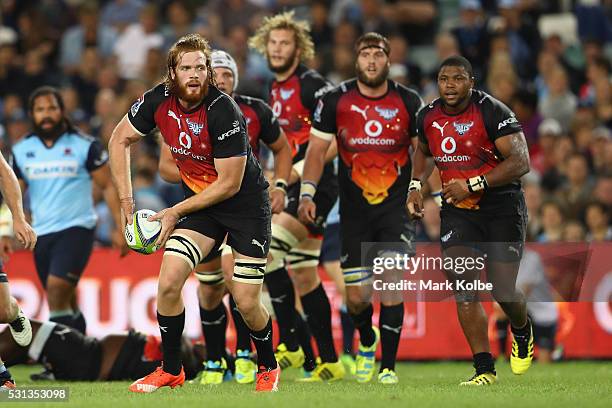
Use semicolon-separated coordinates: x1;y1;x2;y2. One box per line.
125;209;162;254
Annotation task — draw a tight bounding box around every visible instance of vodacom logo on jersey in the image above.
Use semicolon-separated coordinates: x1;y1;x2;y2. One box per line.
349;104;394;145
431;120;469;162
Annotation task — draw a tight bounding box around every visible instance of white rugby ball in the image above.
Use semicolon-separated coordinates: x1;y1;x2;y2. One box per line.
125;209;162;254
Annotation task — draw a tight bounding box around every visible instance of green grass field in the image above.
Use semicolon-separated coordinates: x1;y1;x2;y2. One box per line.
3;361;611;408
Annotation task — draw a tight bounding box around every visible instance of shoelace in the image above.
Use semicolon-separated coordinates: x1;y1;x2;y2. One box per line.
9;316;25;332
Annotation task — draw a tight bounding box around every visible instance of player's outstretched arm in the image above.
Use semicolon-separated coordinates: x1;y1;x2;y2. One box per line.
92;164;129;257
485;131;531;187
267;129;292;214
297;133;332;224
109;115;142;227
158;141;182;184
0;153;35;250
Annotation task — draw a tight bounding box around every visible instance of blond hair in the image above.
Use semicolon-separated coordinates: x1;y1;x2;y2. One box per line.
248;10;315;62
164;33;216;89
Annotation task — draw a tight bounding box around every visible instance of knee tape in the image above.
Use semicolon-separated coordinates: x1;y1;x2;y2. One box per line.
195;268;224;285
267;223;299;273
286;248;320;269
232;259;267;285
164;233;203;270
343;267;373;286
221;244;233;257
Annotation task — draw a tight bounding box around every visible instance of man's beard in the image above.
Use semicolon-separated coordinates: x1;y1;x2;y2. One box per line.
170;78;209;105
356;64;389;88
268;49;298;74
34;118;65;140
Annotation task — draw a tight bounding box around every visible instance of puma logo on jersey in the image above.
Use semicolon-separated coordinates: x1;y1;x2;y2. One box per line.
159;326;168;333
280;88;295;100
167;110;182;130
251;238;266;255
350;104;370;120
508;245;520;256
432;121;449;137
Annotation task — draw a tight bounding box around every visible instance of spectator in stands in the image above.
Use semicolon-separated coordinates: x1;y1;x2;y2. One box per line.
388;34;422;91
59;2;117;74
512;88;542;148
113;4;163;80
310;1;333;50
538;65;578;132
590;127;612;175
584;201;612;241
524;178;543;241
557;153;594;220
100;0;144;33
133;167;165;213
160;1;197;51
69;47;100;116
563;220;587;242
451;0;488;81
593;173;612;207
538;200;566;242
531;118;562;176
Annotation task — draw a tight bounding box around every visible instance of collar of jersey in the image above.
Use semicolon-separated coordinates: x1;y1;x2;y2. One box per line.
274;64;306;85
35;132;67;150
356;79;391;101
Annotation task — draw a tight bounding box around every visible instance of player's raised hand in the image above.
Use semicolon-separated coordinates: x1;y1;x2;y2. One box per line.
406;190;424;219
149;208;179;249
298;197;316;224
12;217;37;250
269;188;286;214
442;179;470;206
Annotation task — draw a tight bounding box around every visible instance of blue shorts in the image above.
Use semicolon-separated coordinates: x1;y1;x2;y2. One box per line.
320;222;340;263
34;226;95;287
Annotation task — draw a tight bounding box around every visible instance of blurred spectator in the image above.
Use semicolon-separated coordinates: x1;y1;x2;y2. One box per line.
59;2;117;74
593;173;612;207
512;88;542;148
584;201;612;241
388;34;422;91
357;0;396;37
524;178;543;241
590;127;612;175
557;153;594;219
326;46;354;85
541;33;584;95
563;220;587;242
211;0;262;37
451;0;488;81
161;1;198;51
70;47;100;115
541;134;575;192
530;118;562;176
575;0;612;43
113;4;163;80
15;8;57;63
310;1;333;50
383;0;437;46
486;51;518;105
538;199;566;242
143;48;166;86
495;0;541;80
100;0;144;32
538;65;577;132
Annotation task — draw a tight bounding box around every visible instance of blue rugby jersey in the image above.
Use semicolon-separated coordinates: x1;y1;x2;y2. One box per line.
12;130;108;236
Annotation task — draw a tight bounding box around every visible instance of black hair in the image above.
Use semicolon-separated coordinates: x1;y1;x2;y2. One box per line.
28;86;65;114
438;55;473;78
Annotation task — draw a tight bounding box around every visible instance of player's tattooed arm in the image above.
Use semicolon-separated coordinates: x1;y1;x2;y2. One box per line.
486;131;530;187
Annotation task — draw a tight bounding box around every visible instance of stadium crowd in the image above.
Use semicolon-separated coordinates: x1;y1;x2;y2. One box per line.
0;0;610;246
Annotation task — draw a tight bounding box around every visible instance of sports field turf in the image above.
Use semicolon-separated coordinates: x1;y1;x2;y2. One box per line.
4;361;611;408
